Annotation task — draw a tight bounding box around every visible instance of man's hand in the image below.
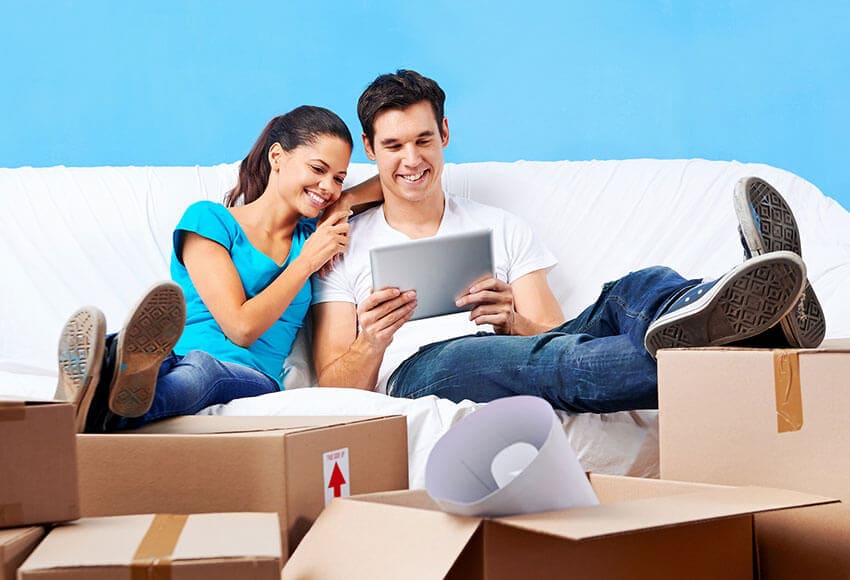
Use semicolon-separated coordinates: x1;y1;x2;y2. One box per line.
455;277;517;335
357;287;417;349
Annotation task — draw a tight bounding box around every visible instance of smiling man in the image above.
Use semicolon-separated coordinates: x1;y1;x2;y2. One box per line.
309;69;813;413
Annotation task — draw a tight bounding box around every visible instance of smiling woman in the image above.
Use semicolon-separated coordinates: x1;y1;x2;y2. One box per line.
54;106;382;434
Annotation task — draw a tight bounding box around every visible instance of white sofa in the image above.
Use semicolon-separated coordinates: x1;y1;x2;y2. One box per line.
2;159;849;485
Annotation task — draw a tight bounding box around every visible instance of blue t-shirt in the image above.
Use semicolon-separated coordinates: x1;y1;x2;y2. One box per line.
170;201;316;388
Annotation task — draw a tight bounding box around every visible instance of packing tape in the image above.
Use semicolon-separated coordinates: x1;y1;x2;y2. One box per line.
0;403;27;422
0;503;24;527
131;514;188;580
773;350;803;433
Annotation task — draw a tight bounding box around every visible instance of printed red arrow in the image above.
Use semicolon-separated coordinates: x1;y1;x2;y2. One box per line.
328;462;346;497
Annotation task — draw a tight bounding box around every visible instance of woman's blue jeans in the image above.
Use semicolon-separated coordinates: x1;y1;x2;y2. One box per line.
387;266;698;413
115;349;279;430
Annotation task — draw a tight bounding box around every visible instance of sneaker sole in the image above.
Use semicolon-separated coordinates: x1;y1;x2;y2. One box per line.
734;177;826;347
645;252;806;357
108;282;186;417
57;307;106;433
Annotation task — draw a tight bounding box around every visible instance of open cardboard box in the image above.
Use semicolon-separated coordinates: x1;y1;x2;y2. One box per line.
77;415;408;562
659;340;850;579
283;474;835;579
0;398;79;528
18;512;281;579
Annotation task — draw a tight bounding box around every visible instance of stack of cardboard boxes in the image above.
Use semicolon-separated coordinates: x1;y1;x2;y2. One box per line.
6;339;849;578
658;340;850;579
1;398;408;578
1;401;77;580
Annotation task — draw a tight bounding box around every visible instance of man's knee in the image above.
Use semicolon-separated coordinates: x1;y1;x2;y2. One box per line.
633;265;679;281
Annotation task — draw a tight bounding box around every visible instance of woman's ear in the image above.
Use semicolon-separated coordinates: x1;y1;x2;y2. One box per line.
268;142;284;170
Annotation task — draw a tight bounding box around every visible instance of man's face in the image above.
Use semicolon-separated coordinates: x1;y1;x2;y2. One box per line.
364;100;449;205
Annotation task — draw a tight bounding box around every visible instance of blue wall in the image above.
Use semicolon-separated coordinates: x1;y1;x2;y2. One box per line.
3;1;849;209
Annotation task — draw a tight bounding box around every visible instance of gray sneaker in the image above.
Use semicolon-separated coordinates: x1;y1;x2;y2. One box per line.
645;252;806;358
734;176;826;348
108;281;186;418
57;307;106;433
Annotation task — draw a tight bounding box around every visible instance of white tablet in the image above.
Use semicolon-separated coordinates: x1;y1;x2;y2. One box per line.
370;229;494;321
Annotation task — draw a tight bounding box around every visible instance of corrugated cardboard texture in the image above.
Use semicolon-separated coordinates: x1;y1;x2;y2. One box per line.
130;415;379;434
659;348;850;495
77;415;407;561
18;513;280;579
658;346;850;579
0;527;44;580
0;402;79;527
755;505;850;579
285;497;480;580
482;516;753;580
588;473;730;503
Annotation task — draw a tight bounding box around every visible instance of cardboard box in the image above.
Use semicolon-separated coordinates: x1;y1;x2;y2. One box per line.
18;512;280;579
77;415;407;561
0;400;80;528
658;341;850;579
283;474;834;579
0;527;44;580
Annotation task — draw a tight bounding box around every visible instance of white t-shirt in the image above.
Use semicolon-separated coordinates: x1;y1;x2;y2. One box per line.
312;194;558;393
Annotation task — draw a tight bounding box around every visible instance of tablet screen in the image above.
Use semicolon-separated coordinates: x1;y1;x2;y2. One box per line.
370;229;494;321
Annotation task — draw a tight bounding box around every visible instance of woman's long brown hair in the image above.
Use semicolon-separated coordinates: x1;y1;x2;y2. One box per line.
224;106;353;207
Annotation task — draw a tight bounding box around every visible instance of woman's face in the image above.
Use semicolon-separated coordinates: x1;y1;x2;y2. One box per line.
274;135;351;218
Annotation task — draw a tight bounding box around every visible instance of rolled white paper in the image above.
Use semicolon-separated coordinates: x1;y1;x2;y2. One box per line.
425;395;599;517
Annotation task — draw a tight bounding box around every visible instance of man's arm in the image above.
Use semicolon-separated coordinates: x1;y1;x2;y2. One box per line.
312;288;417;390
320;174;383;224
456;269;565;336
510;269;566;333
341;174;383;214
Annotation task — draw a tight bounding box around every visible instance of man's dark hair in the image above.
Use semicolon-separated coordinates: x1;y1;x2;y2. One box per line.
357;69;446;148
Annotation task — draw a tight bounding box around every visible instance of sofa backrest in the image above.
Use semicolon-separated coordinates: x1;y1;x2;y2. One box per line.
442;160;850;322
2;160;848;395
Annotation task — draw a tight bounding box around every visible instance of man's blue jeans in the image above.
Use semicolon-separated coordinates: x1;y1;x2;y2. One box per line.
115;349;279;430
387;266;698;413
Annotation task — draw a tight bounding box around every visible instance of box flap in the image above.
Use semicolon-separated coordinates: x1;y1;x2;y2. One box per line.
128;415;392;435
495;486;837;540
0;526;43;548
0;401;27;422
589;473;733;503
19;513;280;572
0;525;44;558
285;495;480;579
349;489;443;511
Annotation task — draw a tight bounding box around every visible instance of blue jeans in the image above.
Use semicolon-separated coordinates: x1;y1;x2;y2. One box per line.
114;349;279;430
387;266;698;413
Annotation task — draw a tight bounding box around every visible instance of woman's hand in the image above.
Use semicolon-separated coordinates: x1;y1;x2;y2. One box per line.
298;208;351;274
318;196;352;228
318;174;383;227
455;277;517;335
